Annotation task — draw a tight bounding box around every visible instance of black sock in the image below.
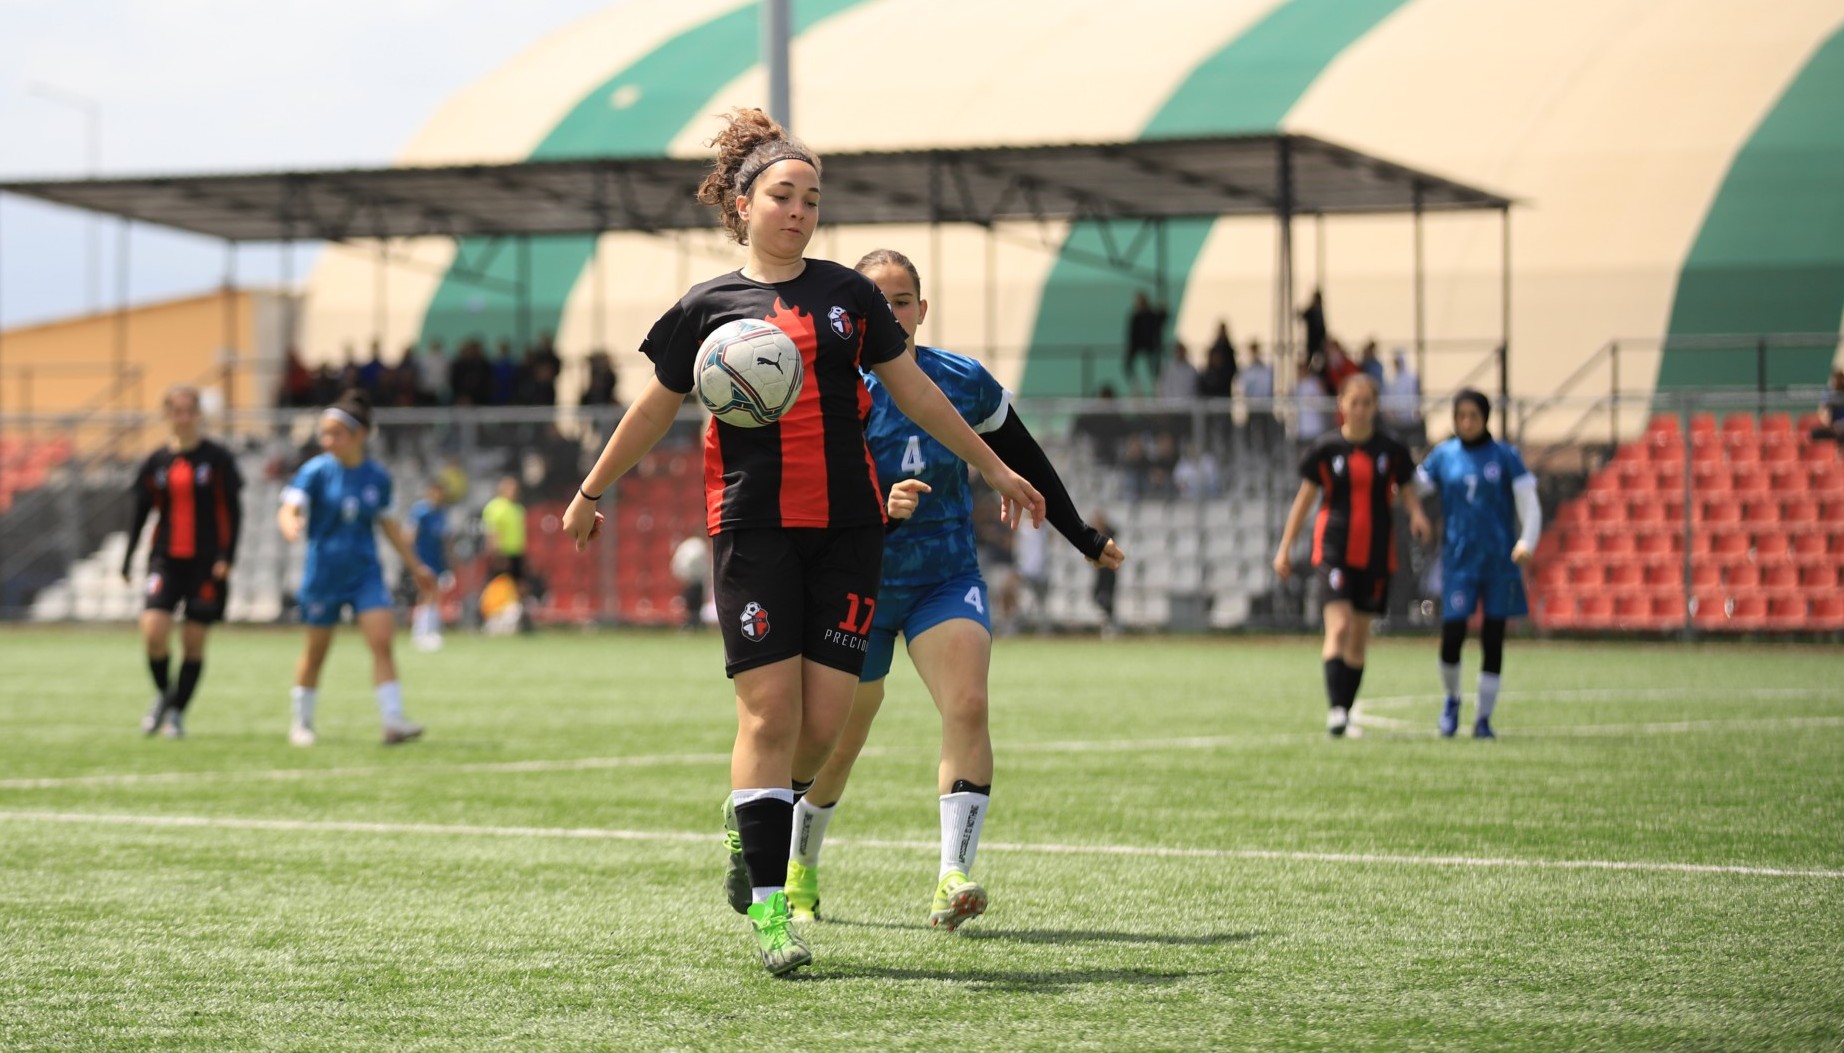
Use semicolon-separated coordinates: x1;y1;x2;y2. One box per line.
148;656;171;697
1323;658;1347;709
1342;663;1366;709
171;660;204;712
733;796;793;896
791;778;813;805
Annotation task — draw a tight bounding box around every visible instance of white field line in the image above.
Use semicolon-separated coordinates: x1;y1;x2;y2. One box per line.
3;687;1834;792
2;809;1839;881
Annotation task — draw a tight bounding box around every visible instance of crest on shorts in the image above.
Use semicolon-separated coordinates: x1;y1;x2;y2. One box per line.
828;305;855;340
740;601;771;642
146;573;163;597
1328;568;1344;591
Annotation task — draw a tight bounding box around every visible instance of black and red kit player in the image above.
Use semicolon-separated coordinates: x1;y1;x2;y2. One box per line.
124;386;244;738
558;108;1043;976
1275;374;1430;736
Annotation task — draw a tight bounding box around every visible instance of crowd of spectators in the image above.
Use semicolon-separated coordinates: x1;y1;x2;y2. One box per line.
277;334;621;413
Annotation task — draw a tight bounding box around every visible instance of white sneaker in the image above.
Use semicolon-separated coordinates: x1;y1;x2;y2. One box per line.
411;633;443;653
289;722;317;747
1327;706;1350;737
382;719;424;746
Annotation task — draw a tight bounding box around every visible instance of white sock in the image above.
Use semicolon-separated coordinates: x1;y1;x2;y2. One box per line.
939;791;990;879
375;680;405;724
1477;673;1501;720
1439;662;1461;701
290;686;317;725
790;799;836;869
412;605;434;637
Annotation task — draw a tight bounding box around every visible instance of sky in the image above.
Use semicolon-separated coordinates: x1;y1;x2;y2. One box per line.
0;0;616;329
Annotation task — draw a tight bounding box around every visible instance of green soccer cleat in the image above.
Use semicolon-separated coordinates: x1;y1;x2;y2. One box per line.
721;795;750;914
928;870;989;933
785;860;821;922
747;891;812;976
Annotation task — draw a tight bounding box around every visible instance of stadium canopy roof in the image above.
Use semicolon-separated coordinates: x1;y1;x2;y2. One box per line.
0;134;1510;243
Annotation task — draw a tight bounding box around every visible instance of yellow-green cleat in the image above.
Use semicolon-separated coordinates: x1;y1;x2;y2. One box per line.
785;860;821;922
721;795;750;914
928;870;988;933
747;891;812;976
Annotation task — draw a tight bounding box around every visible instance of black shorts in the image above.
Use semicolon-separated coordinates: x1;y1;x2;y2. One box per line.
1317;563;1389;616
712;525;884;679
145;558;228;624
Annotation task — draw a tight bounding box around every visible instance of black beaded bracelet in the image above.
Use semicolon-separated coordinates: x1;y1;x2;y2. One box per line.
579;486;603;503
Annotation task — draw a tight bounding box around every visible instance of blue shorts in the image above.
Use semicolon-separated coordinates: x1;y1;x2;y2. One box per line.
861;573;991;683
1441;566;1529;621
300;575;394;627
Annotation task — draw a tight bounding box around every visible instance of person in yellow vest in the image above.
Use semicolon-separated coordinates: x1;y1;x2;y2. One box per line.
480;474;527;584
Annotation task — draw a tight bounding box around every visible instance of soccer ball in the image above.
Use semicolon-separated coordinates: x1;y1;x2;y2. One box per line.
695;319;803;427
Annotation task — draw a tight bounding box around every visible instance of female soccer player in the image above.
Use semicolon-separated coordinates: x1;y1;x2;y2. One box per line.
277;389;434;748
1275;374;1430;736
558;110;1044;976
124;385;244;738
1414;389;1540;739
781;249;1124;932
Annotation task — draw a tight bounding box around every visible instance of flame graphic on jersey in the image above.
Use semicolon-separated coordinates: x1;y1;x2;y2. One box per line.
764;298;819;423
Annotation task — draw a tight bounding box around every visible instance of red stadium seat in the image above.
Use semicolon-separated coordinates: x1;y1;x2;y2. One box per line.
1775;497;1815;528
1762;412;1793;434
1648;432;1688;463
1810;593;1844;629
1587;468;1625;493
1730;467;1769;492
1820;497;1844;521
1753;530;1791;563
1612;593;1649;626
1802;439;1841;464
1568;562;1604;587
1561;530;1595;556
1765;594;1808;631
1576;593;1614;626
1599;531;1637;557
1655;467;1688;494
1725;563;1762;589
1635;530;1679;557
1588;493;1624;524
1699;498;1742;524
1791;532;1828;561
1809;462;1843;490
1690;412;1718;434
1762;562;1799;590
1608;562;1644;588
1721;412;1756;435
1712;529;1751;557
1799;563;1840;590
1761;435;1798;463
1740;498;1779;523
1727;437;1762;465
1690;562;1722;589
1627;500;1665;525
1648;413;1682;436
1641;561;1679;588
1535;564;1569;591
1691;592;1732;630
1692;462;1731;493
1691;433;1724;462
1727;593;1770;630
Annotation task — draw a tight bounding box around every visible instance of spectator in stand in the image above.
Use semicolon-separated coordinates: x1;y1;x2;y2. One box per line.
489;340;520;406
1199;325;1238;398
1174;440;1221;499
357;340;387;397
1146;431;1181;500
1075;383;1127;467
518;355;558;407
1156;340;1200;400
450;340;492;407
1359;339;1385;384
1300;289;1327;361
383;350;421;408
1295;356;1331;442
1382;348;1425;448
1124;291;1167;393
581;351;620;407
1120;432;1149;501
279;347;313;407
1324;337;1361;392
530;332;562;384
414;339;450;406
1241;340;1277;451
1815;369;1844;445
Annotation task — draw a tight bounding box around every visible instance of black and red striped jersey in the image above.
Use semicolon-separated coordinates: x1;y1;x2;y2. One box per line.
642;259;908;533
1300;430;1415;572
126;439;245;572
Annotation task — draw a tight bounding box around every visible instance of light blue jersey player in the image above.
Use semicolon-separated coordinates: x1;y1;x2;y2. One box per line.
1415;389;1541;739
407;481;452;651
277;391;433;747
781;249;1123;933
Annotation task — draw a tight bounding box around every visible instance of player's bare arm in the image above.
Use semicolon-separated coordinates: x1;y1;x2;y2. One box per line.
1275;480;1320;579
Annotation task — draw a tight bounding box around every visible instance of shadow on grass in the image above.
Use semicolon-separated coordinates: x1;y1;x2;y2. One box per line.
823;917;1262;948
803;963;1209;990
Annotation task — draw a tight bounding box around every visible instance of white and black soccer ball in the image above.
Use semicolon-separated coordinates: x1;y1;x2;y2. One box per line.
695;319;804;428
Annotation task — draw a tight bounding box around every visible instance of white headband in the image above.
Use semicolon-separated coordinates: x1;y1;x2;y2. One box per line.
322;407;365;432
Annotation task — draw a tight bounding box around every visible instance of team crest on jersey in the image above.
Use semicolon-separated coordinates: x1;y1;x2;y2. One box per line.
196;463;211;485
828;305;855;340
1483;462;1502;482
341;496;362;522
739;601;771;642
362;485;381;506
1332;455;1346;476
1377;453;1390;474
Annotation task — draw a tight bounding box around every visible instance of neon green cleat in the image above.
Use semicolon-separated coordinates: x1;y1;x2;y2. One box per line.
721;795;750;914
747;891;812;976
785;860;821;922
928;870;989;932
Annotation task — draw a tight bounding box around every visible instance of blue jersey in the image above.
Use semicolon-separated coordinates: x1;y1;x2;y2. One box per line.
1417;438;1530;576
862;346;1010;587
285;453;394;597
409;499;448;573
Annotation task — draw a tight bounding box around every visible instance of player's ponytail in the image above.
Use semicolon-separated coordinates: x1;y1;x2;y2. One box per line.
696;107;820;245
325;388;373;433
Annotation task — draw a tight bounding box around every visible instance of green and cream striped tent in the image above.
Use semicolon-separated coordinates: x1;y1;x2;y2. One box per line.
300;0;1844;413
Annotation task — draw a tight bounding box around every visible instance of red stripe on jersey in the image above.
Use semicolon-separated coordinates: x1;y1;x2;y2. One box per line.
1312;462;1332;565
168;457;198;559
1346;450;1375;570
704;418;725;534
766;298;829;526
213;465;232;556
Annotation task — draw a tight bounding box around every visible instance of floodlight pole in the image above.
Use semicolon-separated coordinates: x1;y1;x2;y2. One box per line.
763;0;792;128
